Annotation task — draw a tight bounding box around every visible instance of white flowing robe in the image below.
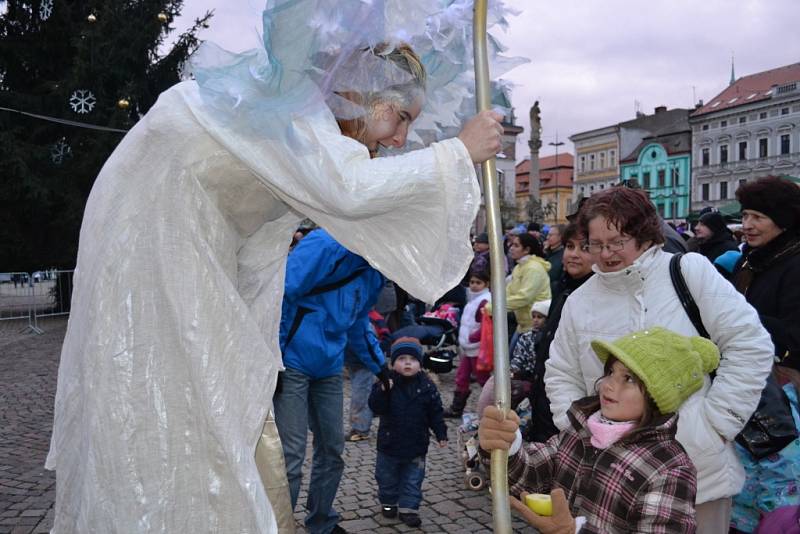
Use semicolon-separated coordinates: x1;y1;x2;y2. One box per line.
46;81;479;533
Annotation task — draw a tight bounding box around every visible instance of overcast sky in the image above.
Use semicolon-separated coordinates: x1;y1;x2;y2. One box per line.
172;0;800;159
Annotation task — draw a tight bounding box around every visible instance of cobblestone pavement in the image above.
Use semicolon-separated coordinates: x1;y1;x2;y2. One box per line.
1;318;528;533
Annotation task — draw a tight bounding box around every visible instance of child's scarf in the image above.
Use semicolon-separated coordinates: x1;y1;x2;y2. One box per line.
586;411;636;449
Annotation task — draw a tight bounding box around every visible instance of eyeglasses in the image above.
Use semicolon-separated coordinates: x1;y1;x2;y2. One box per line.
586;237;633;254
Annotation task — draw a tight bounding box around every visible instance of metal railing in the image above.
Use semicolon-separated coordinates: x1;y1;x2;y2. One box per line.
0;270;74;334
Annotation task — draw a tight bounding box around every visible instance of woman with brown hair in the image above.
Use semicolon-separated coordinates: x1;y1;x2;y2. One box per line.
505;232;551;339
544;186;774;533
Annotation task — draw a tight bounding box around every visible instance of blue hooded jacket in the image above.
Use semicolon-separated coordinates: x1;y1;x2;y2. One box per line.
280;229;385;379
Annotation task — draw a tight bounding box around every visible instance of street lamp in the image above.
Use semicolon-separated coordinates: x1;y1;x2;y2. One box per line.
549;136;565;223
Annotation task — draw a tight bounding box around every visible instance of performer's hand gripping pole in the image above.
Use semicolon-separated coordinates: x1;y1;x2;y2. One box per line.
473;1;512;533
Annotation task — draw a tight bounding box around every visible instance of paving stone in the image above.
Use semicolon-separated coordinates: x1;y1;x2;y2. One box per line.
1;317;509;533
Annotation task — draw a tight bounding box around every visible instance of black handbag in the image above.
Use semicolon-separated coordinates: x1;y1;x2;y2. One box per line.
669;253;798;460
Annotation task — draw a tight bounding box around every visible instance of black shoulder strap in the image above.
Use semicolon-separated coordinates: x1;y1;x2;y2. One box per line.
669;253;710;339
305;266;367;296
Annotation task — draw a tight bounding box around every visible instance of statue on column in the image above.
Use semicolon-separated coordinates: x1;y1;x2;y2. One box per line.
529;100;542;151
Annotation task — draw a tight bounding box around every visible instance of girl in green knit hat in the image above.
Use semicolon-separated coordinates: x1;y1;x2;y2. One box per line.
479;327;720;533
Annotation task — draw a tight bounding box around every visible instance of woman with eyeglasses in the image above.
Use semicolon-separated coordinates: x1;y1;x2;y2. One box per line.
544;187;774;534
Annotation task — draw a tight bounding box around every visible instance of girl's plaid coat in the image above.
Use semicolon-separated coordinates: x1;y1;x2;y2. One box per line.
489;396;698;533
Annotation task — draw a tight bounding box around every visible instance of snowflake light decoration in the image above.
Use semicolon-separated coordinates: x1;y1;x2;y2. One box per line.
69;89;96;114
39;0;53;20
50;137;72;165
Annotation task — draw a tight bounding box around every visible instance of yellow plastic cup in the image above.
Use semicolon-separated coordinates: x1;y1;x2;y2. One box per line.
524;493;553;516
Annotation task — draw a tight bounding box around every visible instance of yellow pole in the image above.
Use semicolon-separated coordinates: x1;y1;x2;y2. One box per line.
473;1;512;533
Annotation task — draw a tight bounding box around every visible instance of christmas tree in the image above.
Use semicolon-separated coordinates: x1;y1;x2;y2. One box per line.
0;0;211;271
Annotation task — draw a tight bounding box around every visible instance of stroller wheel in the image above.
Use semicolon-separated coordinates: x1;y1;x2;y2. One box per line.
466;473;485;491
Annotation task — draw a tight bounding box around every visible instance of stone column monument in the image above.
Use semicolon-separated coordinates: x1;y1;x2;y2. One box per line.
528;101;542;202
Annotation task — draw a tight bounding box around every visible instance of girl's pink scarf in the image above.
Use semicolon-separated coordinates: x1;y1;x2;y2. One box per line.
586;411;636;449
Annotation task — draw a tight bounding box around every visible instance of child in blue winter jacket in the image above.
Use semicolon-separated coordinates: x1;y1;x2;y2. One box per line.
368;337;448;528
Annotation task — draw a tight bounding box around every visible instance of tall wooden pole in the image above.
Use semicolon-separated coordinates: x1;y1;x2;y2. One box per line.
473;2;512;532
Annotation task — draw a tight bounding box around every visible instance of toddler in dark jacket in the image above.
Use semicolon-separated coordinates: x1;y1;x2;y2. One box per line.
368;337;448;528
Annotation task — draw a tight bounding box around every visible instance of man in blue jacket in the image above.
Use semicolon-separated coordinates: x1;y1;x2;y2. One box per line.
274;228;389;534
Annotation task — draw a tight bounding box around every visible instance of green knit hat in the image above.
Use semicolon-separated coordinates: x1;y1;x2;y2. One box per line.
591;327;720;414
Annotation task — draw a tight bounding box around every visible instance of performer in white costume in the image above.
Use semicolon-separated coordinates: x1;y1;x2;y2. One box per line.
45;0;526;532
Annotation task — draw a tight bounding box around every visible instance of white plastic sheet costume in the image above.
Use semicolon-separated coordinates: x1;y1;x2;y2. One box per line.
45;0;525;532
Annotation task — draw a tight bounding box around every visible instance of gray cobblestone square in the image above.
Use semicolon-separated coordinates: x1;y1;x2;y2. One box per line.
1;318;530;532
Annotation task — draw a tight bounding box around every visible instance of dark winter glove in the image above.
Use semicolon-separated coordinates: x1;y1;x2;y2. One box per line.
376;368;392;392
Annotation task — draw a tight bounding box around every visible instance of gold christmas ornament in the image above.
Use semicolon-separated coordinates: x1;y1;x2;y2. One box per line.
117;99;130;110
87;13;97;23
157;12;168;23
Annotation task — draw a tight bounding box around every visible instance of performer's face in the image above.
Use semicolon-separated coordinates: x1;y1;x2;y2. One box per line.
364;96;423;152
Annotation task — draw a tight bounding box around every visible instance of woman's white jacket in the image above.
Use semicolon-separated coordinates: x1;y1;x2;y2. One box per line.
545;246;774;504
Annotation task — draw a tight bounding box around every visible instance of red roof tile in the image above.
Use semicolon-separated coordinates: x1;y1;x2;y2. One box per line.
515;154;574;192
692;62;800;117
540;168;573;189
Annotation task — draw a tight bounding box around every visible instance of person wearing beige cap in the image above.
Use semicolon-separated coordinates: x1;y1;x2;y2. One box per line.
479;327;720;533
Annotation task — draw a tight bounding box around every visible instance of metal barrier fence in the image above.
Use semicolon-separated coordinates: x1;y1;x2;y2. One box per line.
0;270;74;334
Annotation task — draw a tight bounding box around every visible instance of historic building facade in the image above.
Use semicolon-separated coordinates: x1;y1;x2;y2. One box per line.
515;153;574;224
619;109;692;220
569;125;620;201
690;62;800;211
474;87;523;232
539;153;574;224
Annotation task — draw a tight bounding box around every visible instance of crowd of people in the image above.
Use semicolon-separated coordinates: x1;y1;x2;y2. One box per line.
283;176;800;533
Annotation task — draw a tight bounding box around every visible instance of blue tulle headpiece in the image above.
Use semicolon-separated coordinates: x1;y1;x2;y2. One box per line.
186;0;528;150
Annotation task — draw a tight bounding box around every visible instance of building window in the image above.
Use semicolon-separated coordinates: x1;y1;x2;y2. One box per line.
702;124;709;131
657;203;665;217
579;155;586;172
759;138;768;158
671;167;680;186
599;151;606;169
580;186;585;195
720;120;728;128
720;181;728;200
739;117;747;124
702;183;710;201
643;171;651;188
738;178;747;190
781;134;791;155
589;154;595;171
599;184;605;189
590;185;595;192
702;148;710;166
720;144;728;164
609;150;616;167
782;107;790;115
738;141;747;161
657;169;665;188
759;112;767;120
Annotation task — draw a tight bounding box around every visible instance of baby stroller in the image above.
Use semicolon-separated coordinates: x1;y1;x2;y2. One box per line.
456;398;533;492
457;413;486;490
383;304;461;374
416;316;459;374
